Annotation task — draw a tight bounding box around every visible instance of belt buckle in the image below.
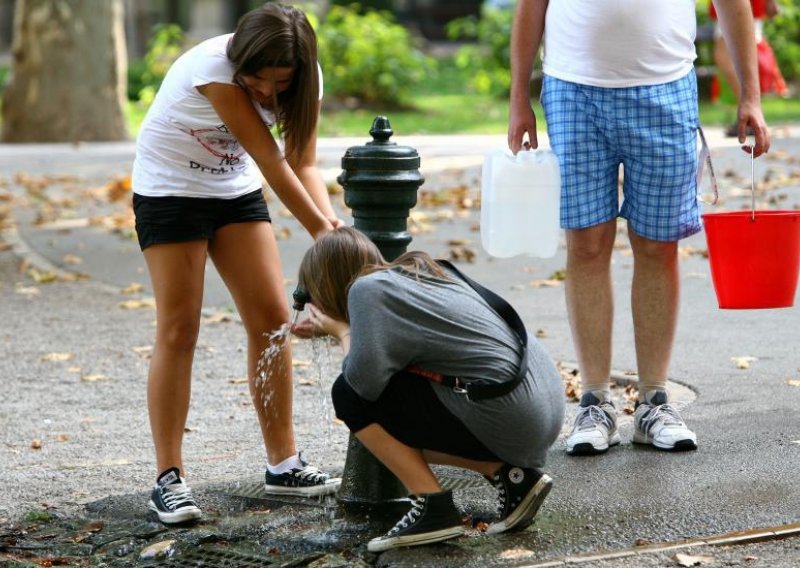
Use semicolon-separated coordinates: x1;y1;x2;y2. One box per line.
452;377;468;395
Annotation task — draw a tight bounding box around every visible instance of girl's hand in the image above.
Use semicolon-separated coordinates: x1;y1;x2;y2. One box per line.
330;217;346;229
306;303;349;340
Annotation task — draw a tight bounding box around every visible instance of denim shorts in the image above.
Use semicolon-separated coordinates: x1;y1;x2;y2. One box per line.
541;71;702;242
133;189;271;250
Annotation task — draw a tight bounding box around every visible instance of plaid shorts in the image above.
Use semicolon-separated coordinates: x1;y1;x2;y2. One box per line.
542;71;702;242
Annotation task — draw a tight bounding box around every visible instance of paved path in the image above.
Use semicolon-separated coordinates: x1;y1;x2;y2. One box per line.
2;126;800;566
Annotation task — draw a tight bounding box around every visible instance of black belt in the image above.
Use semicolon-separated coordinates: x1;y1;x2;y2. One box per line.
407;260;529;402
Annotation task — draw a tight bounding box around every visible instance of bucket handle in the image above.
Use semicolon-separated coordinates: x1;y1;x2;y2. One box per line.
747;143;756;222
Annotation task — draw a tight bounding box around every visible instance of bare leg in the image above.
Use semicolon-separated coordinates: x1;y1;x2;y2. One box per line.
628;228;679;391
422;450;502;478
564;221;617;389
355;424;441;495
143;240;208;476
714;36;742;101
209;221;295;464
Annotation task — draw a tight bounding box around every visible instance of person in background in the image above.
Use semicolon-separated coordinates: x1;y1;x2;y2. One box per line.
295;227;565;551
131;3;342;524
711;0;788;136
508;0;770;456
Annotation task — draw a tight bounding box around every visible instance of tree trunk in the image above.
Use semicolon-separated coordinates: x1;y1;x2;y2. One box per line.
1;0;129;142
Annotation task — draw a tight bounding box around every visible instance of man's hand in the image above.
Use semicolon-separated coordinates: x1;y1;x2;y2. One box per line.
737;97;771;157
508;102;538;154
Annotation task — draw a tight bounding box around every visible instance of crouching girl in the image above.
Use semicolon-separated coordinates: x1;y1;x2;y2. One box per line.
295;227;565;551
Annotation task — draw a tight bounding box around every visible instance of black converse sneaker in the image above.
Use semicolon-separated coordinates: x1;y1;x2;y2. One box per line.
367;490;464;552
148;467;202;524
485;464;552;535
264;459;341;497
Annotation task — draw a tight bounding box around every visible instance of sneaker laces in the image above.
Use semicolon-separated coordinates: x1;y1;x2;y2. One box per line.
492;474;508;517
574;404;614;432
293;464;330;484
638;402;687;433
161;482;194;509
387;496;425;536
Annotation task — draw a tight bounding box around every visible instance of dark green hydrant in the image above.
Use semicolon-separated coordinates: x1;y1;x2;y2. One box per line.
336;116;425;507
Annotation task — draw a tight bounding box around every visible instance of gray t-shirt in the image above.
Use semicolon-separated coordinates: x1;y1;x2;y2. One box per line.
342;267;565;468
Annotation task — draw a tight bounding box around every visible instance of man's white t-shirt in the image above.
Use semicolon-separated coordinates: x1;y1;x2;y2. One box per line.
132;34;322;198
542;0;697;88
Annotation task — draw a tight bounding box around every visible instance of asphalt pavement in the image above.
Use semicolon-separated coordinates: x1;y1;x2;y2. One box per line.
2;125;800;566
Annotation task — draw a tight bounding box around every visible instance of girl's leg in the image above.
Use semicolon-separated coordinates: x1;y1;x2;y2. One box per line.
143;240;209;476
355;424;441;495
422;450;502;478
208;221;295;464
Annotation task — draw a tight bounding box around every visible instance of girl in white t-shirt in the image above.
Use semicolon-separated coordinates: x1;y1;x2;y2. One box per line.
132;3;342;524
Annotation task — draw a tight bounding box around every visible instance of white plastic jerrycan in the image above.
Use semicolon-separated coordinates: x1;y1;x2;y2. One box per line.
480;148;561;258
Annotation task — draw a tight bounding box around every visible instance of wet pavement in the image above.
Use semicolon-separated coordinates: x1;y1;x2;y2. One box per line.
2;125;800;566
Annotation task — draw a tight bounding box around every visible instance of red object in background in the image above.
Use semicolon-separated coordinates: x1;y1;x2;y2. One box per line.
710;0;767;20
757;38;789;96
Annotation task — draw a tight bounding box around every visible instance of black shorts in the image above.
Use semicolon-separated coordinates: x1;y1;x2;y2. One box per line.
331;371;500;462
133;189;271;250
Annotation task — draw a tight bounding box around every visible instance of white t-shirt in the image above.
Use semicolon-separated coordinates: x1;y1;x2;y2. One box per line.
132;34;323;198
542;1;697;88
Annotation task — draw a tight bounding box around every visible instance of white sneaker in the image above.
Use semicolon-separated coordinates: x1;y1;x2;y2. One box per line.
566;392;621;456
633;390;697;451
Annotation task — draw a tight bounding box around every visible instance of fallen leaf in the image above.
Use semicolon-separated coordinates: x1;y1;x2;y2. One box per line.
535;329;547;338
120;282;144;294
15;284;40;296
672;552;714;567
203;312;233;324
118;298;156;310
0;242;12;252
292;359;312;368
333;418;344;425
27;268;57;283
41;352;74;362
549;269;567;281
55;434;70;442
228;377;248;384
132;345;152;355
30;439;42;450
732;356;757;369
530;279;562;288
81;374;108;382
786;380;800;387
298;378;316;386
62;254;82;265
634;537;652;546
67;366;82;373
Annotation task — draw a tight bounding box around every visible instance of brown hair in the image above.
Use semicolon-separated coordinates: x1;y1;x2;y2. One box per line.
227;2;319;163
298;227;449;323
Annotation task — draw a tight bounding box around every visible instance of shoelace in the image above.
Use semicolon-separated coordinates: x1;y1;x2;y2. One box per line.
492;474;508;517
574;405;614;432
293;465;330;484
162;482;194;510
387;496;425;536
638;403;686;433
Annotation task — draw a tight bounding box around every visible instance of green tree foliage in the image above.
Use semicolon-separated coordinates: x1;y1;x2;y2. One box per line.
765;0;800;81
315;5;435;106
446;4;516;97
128;24;185;103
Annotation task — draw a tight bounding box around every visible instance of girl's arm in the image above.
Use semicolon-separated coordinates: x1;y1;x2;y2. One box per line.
198;82;334;239
287;101;343;228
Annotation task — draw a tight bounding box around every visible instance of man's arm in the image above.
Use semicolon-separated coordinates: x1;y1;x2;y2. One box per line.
713;0;771;156
508;0;548;153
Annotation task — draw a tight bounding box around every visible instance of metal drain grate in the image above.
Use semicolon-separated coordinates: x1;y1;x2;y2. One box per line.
214;471;484;501
154;545;275;567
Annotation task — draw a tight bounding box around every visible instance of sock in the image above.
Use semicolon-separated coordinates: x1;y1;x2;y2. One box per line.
267;453;303;475
582;386;611;405
640;386;669;404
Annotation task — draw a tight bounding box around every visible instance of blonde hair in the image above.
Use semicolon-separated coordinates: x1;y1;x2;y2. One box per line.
298;227;449;322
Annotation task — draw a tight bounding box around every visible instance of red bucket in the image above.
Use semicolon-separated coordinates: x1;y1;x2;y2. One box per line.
702;211;800;309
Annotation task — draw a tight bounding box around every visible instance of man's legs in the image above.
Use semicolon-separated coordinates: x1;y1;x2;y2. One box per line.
564;220;622;455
